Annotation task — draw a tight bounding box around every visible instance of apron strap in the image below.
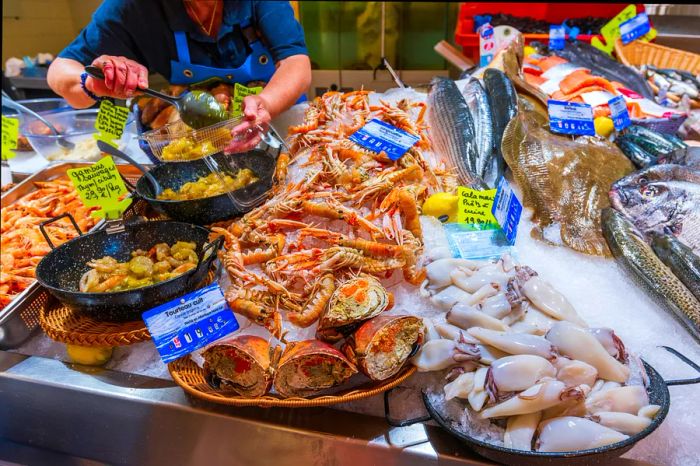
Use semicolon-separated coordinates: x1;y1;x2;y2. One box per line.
174;31;191;64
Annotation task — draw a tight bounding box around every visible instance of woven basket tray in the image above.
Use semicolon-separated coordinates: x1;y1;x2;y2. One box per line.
169;357;417;408
615;38;700;74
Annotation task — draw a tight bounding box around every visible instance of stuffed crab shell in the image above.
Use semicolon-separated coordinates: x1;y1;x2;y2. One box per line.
343;315;425;381
273;340;357;398
316;275;391;342
202;335;275;397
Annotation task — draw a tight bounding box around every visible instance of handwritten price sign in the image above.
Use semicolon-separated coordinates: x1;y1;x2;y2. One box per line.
94;100;130;147
231;83;263;117
2;117;19;160
456;186;498;228
67;156;132;219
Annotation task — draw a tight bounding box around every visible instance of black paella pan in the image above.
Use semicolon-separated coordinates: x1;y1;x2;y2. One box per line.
35;214;222;322
384;347;700;466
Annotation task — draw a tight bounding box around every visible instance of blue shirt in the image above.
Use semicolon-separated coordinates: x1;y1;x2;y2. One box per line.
59;0;307;79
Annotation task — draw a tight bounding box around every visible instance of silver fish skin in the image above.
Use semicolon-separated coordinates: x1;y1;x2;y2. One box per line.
651;233;700;301
428;77;486;189
602;208;700;342
483;69;517;188
462;78;495;183
609;164;700;254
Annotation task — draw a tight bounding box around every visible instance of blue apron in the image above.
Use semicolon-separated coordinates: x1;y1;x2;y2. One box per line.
170;21;275;85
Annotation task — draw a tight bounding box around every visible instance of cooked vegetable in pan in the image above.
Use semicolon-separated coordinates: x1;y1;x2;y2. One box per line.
156;169;258;201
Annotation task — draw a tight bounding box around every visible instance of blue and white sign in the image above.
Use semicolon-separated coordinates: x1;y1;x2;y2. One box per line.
608;95;631;131
549;25;566;50
492;177;522;245
478;23;496;67
620;13;650;45
548;100;595;136
349;118;420;161
142;283;239;363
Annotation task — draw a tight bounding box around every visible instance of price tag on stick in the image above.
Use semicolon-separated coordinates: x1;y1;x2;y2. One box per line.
456;186;498;228
2;117;19;160
143;283;240;364
549;25;566;51
608;95;631;131
231;83;263;117
548;100;595;136
94;100;129;148
349;118;419;161
619;12;651;44
67;156;132;219
491;177;522;245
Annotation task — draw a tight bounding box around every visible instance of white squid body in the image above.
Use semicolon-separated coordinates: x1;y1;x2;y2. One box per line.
555;358;598;387
638;404;661;419
509;307;556;336
546;322;629;383
430;285;472;310
451;266;510;293
435;322;473;342
480;293;512;319
468;327;555;359
448;304;510;332
588;327;626;361
490;355;556;392
411;339;479;372
536;417;628;452
426;258;480;288
422;318;441;342
468;366;490;411
522;277;588;328
480;380;585;419
585;385;649;415
444;371;475;401
592;411;652;435
504;412;541;451
478;345;510;365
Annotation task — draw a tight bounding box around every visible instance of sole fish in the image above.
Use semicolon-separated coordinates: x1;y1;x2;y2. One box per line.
462;78;495;185
483;69;517;187
602;208;700;342
427;77;486;189
651;233;700;301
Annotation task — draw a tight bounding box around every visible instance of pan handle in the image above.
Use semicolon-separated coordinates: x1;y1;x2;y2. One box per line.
39;213;83;250
383;387;432;428
199;236;224;266
660;346;700;386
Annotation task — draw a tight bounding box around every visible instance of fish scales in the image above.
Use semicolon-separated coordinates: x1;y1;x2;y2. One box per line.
602;208;700;342
651;233;700;301
483;69;517;187
427;77;486;189
462;78;495;184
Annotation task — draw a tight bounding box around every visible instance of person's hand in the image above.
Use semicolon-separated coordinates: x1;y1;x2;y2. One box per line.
86;55;148;99
224;95;272;154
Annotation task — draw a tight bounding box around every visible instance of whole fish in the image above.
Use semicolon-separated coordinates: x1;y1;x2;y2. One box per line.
462;78;495;184
609;164;700;253
427;77;486;189
615;135;657;169
483;69;517;187
659;146;700;169
556;41;654;100
602;208;700;342
651;233;700;301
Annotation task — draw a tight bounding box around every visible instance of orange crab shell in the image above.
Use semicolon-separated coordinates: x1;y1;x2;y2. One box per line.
343;315;425;381
202;335;275;397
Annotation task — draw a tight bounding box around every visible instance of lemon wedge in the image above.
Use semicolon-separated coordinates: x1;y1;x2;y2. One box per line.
594;116;615;138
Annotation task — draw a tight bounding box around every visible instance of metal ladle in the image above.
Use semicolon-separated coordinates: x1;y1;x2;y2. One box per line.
84;66;228;129
1;92;75;150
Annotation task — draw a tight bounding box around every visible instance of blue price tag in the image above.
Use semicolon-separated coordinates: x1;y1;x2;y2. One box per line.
547;99;595;136
549;25;566;50
349;118;420;161
492;177;522;245
619;13;650;45
478;23;496;67
608;95;631;131
142;283;239;363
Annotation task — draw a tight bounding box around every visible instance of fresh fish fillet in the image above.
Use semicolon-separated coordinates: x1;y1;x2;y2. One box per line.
501;110;634;256
541;63;588;81
560;70;617;95
462;78;495;184
537;55;568;71
427;77;486;189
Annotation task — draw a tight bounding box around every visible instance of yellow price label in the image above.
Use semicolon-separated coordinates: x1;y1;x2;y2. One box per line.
231;83;263;117
2;116;19;160
67;156;132;219
591;5;657;55
456;186;498;228
94;100;130;147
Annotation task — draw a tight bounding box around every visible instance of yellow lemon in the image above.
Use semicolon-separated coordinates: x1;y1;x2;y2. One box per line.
523;45;536;58
66;344;113;366
422;192;459;223
594;116;614;137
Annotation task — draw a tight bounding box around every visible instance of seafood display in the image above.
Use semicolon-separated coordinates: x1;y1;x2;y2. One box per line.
501;109;634;256
642;65;700;109
1;179;97;308
415;254;661;452
79;242;199;293
156;169;259;201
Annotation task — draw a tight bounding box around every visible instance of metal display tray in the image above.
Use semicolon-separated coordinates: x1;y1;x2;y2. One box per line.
0;162;148;350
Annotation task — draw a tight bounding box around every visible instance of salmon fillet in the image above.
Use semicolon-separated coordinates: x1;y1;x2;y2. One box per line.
525;73;547;86
538;55;569;71
560;70;617;95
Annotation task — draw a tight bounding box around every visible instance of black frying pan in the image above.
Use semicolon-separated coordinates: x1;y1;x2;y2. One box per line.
134;150;276;225
385;347;700;466
36;214;222;322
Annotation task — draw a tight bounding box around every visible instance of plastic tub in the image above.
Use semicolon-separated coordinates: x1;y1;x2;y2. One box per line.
21;109;133;163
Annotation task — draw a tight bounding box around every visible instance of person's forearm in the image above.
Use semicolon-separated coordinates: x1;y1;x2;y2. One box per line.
259;55;311;118
47;57;97;108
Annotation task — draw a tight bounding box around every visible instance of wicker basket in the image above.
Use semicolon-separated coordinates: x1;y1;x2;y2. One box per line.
169;356;417;408
615;39;700;74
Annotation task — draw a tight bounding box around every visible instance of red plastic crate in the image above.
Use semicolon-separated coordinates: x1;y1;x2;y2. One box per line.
455;3;646;63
